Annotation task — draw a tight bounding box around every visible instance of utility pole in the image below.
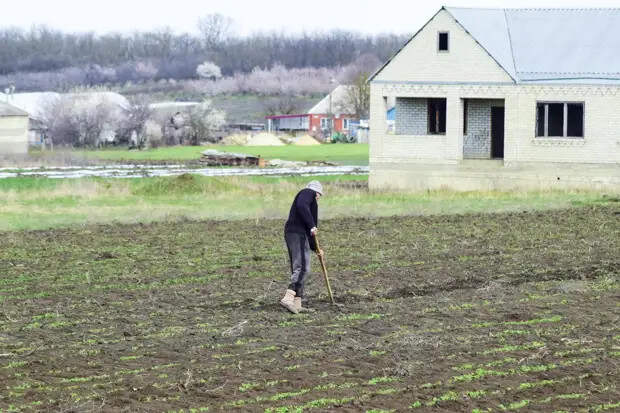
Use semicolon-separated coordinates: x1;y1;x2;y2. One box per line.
3;85;15;103
328;77;335;142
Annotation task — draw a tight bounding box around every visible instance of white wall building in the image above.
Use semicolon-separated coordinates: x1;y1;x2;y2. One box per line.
369;7;620;191
0;102;29;155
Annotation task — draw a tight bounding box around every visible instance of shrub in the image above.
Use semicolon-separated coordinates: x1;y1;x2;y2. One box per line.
196;61;222;80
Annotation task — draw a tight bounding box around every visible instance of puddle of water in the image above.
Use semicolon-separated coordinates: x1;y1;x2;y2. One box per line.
0;164;185;172
0;165;369;179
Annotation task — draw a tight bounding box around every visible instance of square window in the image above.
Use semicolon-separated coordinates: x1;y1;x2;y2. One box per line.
438;32;449;52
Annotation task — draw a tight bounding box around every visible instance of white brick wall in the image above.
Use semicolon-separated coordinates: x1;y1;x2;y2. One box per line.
463;99;491;159
372;83;620;164
0;116;29;155
463;99;505;159
510;87;620;165
370;82;620;190
395;98;427;135
373;10;513;84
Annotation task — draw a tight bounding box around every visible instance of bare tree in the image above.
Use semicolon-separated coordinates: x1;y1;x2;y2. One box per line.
40;95;121;147
75;100;117;146
339;53;382;83
187;100;226;144
343;74;371;119
117;98;153;145
263;95;304;116
40;96;79;146
197;14;233;50
338;54;381;119
0;24;409;91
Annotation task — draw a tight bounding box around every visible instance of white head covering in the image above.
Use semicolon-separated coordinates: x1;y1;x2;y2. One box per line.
306;180;323;195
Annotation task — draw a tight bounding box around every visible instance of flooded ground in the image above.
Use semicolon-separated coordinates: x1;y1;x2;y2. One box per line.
0;164;369;179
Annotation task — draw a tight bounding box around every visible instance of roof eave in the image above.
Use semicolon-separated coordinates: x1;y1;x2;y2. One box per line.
265;113;310;119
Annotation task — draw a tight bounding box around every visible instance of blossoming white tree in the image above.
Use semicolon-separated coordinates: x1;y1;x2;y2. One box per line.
187;99;226;144
196;61;222;80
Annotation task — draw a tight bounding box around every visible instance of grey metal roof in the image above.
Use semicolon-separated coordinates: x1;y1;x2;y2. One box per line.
1;92;60;119
308;85;355;114
445;8;517;80
446;7;620;84
370;7;620;84
0;101;29;117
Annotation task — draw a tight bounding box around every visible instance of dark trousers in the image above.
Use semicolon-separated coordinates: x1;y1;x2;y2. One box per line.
285;231;311;298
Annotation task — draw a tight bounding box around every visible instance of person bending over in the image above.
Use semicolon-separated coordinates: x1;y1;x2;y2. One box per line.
280;180;324;314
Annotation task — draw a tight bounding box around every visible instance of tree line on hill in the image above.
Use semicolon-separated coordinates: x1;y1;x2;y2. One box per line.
0;14;407;92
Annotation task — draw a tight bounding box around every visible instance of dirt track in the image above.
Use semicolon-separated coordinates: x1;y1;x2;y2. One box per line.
0;206;618;412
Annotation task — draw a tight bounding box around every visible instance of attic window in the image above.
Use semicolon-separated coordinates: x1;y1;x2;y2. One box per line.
438;32;449;52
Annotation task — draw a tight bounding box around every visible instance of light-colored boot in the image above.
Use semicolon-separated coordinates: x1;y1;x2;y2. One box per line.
280;289;298;314
294;297;316;313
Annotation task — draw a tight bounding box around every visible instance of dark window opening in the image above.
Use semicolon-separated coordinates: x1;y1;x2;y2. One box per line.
428;98;446;134
463;99;468;135
536;104;545;137
536;102;584;138
547;103;564;137
438;32;449;51
567;103;584;137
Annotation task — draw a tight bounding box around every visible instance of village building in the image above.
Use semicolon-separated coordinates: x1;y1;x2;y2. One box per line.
2;91;130;147
0;102;29;155
0;92;58;147
266;85;358;139
369;7;620;191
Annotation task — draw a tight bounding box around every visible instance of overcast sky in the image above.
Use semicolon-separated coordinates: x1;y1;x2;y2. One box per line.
5;0;620;35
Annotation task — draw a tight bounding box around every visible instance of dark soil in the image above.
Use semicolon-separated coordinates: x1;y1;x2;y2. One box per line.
0;206;618;412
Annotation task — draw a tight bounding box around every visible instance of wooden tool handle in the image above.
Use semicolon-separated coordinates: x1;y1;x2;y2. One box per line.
314;233;322;250
313;234;335;304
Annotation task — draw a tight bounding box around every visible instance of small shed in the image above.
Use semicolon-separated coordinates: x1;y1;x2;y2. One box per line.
0;102;29;155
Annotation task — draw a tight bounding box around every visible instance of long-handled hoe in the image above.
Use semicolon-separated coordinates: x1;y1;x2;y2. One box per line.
314;234;344;308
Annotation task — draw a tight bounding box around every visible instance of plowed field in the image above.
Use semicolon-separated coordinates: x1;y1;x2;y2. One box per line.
1;206;618;412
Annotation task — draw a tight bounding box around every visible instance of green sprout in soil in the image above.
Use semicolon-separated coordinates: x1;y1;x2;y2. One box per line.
499;399;530;410
368;376;398;385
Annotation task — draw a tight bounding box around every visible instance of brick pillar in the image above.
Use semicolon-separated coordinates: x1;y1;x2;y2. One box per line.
504;92;518;163
445;92;462;162
369;83;387;161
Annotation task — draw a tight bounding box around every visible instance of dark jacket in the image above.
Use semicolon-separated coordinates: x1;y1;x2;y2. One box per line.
285;188;318;251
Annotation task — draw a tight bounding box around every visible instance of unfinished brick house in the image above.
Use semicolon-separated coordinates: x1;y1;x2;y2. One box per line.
369;7;620;191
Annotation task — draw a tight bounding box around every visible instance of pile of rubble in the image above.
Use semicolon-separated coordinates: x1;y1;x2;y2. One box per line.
199;150;336;168
220;132;287;146
199;150;262;166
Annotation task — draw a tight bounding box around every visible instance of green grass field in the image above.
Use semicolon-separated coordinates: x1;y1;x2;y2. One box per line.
0;174;615;232
77;144;369;165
